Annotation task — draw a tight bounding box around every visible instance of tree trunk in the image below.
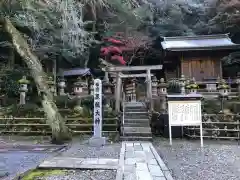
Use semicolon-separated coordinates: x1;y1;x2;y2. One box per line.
2;17;71;144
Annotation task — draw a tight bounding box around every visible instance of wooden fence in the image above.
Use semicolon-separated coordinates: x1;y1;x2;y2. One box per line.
0;117;119;135
185;114;240;139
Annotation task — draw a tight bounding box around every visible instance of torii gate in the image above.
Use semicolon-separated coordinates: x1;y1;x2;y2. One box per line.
106;65;163;112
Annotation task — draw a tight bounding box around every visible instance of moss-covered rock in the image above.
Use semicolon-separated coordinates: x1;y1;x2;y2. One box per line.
22;169;66;180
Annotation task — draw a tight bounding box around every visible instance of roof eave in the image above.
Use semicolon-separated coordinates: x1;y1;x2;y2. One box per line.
164;45;240;52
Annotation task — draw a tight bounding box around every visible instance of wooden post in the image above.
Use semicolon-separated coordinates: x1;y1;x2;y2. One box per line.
115;72;122;112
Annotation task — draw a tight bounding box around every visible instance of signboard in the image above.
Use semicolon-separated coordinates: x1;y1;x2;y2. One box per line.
168;101;201;126
167;95;203;147
93;79;102;137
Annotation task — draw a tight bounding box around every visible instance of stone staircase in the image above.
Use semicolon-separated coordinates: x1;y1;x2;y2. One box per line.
120;102;152;141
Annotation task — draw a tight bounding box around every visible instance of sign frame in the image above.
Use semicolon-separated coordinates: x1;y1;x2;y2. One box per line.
167;94;203;147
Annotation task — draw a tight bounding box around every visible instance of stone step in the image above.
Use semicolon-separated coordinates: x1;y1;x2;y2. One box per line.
123;118;149;124
125;108;147;112
122;131;152;137
124;112;149;119
120;136;152;141
124;106;147;112
124;102;146;107
123;127;151;133
122;122;149;127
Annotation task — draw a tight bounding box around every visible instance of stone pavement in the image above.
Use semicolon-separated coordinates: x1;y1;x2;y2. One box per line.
39;141;174;180
39;157;119;170
116;142;174;180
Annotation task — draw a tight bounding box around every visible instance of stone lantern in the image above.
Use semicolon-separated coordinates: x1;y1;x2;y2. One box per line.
89;78;94;95
179;74;186;94
186;77;198;94
157;78;167;95
73;77;88;112
103;73;114;112
46;76;56;95
58;77;66;96
18;76;30;105
185;79;190;94
157;78;167;113
217;79;229;97
217;79;229;111
151;76;158;97
74;77;88;97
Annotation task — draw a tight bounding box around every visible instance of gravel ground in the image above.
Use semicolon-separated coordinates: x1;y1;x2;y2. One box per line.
153;137;240;180
38;170;117;180
60;136;121;158
0;136;121;180
0;152;51;180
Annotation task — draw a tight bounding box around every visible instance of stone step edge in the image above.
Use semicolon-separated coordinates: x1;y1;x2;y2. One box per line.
122;124;150;127
120;136;152;141
121;131;152;134
123;119;149;121
124;112;148;114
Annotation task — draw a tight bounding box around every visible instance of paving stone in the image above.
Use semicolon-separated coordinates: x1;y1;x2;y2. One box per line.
98;158;119;165
81;158;98;165
136;170;152;180
58;158;70;164
124;172;137;180
134;145;143;151
142;146;151;152
152;176;166;180
163;171;174;180
74;160;83;167
149;145;169;171
148;164;164;177
145;151;155;159
134;151;146;158
134;142;140;146
125;158;136;165
136;162;148;171
39;160;57;168
125;142;134;147
125;151;135;158
124;165;136;172
148;158;158;165
125;157;145;164
119;142;173;180
126;146;135;152
77;164;118;170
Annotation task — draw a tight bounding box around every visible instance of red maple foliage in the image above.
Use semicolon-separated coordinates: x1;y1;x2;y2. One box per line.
100;32;149;65
100;37;126;65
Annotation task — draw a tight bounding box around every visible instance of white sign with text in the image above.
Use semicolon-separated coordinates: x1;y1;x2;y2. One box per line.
168;101;201;126
167;95;203;147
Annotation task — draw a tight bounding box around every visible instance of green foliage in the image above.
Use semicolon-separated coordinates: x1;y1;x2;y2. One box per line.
167;79;181;93
186;83;199;89
202;100;221;114
54;95;69;108
2;67;29;96
4;103;42;117
22;169;66;180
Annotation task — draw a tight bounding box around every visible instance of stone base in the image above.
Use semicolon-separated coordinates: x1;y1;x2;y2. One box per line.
88;136;106;147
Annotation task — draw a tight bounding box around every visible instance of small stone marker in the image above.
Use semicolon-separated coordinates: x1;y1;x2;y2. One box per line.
89;78;106;146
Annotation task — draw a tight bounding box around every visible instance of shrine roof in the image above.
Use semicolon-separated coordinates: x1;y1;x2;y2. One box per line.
161;34;240;51
62;68;91;76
